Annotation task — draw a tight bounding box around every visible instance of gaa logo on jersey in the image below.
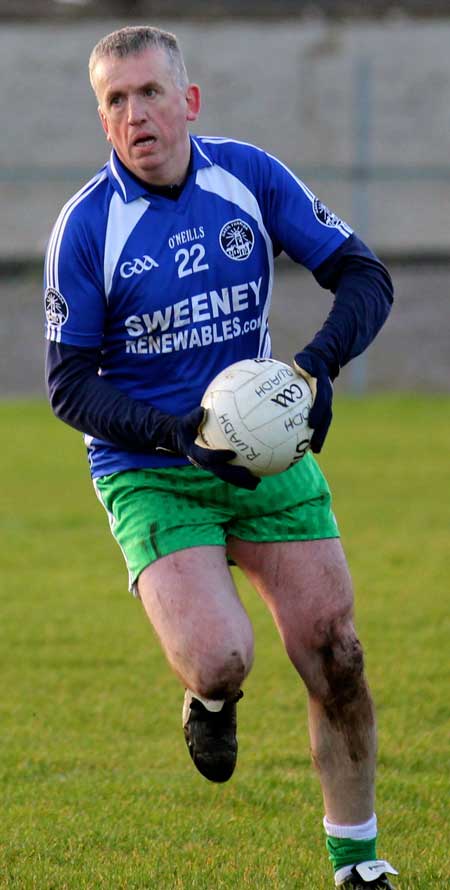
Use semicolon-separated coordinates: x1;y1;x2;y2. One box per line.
313;199;342;228
220;219;255;261
45;287;69;326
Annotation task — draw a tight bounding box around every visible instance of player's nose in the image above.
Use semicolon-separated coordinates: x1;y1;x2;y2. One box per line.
127;95;147;124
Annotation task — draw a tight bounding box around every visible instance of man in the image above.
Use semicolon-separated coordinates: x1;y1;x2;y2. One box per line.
44;26;397;888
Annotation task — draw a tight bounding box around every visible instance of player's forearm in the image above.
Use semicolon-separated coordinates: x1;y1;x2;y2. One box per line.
308;238;394;380
45;341;176;451
45;342;259;490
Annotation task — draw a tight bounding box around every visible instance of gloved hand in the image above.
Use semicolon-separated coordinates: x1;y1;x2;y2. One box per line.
293;351;333;453
159;406;261;491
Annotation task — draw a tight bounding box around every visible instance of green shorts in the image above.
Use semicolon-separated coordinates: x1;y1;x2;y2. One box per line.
94;452;339;592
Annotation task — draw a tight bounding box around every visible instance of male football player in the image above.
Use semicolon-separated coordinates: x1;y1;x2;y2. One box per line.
44;26;397;888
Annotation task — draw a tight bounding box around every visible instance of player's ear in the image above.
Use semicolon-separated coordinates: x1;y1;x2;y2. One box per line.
98;106;112;143
186;84;201;122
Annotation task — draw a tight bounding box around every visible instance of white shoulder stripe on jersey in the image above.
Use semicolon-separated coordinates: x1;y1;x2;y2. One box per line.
109;150;127;202
266;152;353;238
103;193;150;299
46;170;108;291
191;138;214;165
199;138;352;239
265;152;317;202
200;136;315;204
201;136;318;205
199;135;266;152
195;163;273;359
200;136;260;146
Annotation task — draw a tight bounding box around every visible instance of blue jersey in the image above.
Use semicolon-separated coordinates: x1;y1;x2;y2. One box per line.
44;136;352;478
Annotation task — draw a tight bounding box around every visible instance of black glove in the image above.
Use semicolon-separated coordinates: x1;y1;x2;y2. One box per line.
158;406;261;491
293;351;333;453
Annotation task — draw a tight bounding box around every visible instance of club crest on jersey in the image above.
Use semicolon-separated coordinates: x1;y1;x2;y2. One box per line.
45;287;69;326
219;219;255;261
313;199;342;228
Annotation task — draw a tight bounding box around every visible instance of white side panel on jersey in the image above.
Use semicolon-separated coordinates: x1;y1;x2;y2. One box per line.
103;193;150;299
196;165;274;358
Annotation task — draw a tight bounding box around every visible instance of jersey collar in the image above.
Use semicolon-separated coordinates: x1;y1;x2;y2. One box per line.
106;137;213;204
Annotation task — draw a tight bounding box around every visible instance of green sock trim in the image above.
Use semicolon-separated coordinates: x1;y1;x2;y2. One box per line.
326;835;377;871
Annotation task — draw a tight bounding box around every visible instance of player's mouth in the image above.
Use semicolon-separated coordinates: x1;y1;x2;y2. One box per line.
132;134;157;149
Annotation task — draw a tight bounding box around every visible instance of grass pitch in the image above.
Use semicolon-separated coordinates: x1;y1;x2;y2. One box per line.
0;395;448;889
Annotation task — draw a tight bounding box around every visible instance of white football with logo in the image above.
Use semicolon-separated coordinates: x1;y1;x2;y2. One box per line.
197;358;314;477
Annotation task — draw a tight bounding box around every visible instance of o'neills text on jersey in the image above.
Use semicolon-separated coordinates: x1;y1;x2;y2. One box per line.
168;226;205;249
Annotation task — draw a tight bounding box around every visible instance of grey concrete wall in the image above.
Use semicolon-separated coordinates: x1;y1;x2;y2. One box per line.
1;18;450;259
2;1;450;21
2;261;448;396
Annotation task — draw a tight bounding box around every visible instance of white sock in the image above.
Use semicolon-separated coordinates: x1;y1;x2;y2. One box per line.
323;813;377;840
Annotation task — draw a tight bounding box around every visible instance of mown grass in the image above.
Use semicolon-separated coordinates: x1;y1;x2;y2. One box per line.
0;396;448;889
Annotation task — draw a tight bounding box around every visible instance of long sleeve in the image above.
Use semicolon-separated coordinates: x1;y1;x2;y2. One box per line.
45;340;178;451
305;233;394;380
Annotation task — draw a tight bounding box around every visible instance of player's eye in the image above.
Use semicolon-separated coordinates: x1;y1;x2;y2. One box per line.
145;87;158;98
109;95;122;107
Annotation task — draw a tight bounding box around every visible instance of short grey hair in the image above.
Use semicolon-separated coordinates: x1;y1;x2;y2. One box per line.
89;26;189;95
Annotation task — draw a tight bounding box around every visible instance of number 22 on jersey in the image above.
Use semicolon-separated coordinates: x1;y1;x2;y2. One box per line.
175;243;209;278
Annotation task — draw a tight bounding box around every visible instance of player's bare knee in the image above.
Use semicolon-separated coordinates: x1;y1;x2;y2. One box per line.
320;627;364;694
194;645;251;701
311;618;372;712
282;609;354;677
289;615;365;700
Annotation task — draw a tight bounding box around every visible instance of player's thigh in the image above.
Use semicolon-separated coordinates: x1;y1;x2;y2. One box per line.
228;537;355;678
138;544;254;683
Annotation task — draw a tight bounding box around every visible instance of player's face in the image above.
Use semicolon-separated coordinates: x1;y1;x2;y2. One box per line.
94;47;201;186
